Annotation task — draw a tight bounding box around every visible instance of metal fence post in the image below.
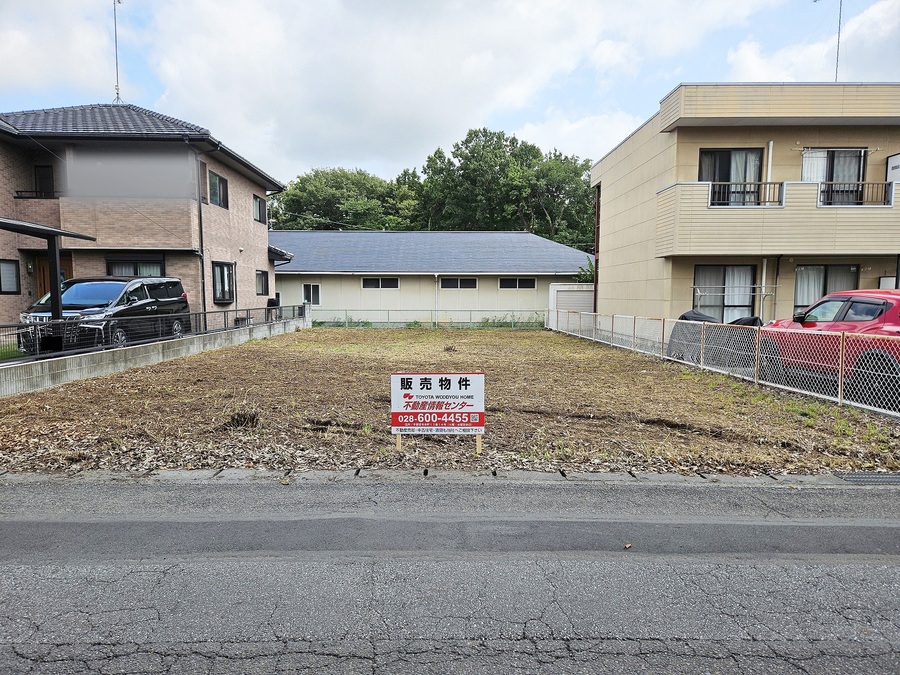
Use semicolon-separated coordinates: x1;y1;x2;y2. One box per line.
838;332;846;404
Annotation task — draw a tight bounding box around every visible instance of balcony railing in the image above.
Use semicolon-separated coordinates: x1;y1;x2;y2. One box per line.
709;182;783;207
14;190;60;199
818;182;893;206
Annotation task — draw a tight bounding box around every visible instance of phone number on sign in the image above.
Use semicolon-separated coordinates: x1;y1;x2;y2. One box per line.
392;412;482;426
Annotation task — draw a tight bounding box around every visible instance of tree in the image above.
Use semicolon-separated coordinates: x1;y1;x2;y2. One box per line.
269;168;393;230
270;129;595;252
529;150;594;252
420;128;543;231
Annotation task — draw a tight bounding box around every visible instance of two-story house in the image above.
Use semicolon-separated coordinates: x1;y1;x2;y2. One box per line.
590;83;900;323
0;104;285;324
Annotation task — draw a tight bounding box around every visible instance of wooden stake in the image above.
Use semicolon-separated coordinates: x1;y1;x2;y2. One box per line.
475;435;482;455
396;434;402;452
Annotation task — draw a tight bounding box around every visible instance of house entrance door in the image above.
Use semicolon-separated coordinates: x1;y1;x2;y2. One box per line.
35;254;73;298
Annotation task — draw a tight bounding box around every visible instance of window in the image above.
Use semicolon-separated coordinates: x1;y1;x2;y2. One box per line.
303;284;321;305
699;149;763;205
0;260;21;294
802;149;865;205
440;277;477;289
253;195;267;224
106;254;164;277
303;283;320;305
362;277;399;289
199;161;209;202
208;171;229;208
693;265;755;322
34;165;54;198
794;264;858;312
255;270;269;295
212;262;235;303
499;278;536;289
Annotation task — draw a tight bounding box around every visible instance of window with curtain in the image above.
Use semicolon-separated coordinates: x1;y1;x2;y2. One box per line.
699;149;763;205
801;149;865;204
105;253;164;277
693;265;755;322
794;265;858;312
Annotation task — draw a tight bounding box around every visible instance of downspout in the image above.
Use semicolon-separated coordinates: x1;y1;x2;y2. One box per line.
760;258;768;323
766;141;773;184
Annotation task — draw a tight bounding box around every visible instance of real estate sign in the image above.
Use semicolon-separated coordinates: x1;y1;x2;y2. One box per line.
391;372;485;435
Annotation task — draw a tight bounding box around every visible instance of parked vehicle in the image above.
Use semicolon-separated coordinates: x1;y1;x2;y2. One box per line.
760;289;900;409
18;277;191;353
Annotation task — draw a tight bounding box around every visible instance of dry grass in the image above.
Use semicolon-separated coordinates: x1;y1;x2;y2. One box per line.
1;328;899;475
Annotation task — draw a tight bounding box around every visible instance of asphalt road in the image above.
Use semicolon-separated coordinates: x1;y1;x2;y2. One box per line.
1;469;899;674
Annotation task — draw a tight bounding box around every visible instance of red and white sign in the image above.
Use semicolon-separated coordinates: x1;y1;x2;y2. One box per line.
391;372;485;435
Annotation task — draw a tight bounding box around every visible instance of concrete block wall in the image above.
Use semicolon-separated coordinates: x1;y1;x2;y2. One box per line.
0;317;308;398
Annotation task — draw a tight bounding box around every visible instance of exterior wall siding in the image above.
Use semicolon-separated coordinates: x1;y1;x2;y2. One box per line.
657;182;898;257
661;84;900;130
276;273;565;322
0;137;277;323
594;83;900;320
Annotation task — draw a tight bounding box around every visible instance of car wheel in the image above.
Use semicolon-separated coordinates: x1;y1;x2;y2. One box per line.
171;318;185;338
758;338;785;385
848;352;900;412
109;327;129;348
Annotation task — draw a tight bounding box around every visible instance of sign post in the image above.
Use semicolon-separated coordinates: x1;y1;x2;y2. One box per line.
391;372;485;451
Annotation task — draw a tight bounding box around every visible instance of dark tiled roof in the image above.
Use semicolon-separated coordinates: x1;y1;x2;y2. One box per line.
0;104;209;137
268;230;590;275
0;103;284;191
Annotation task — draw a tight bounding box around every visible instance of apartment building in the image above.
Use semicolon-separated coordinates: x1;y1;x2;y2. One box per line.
0;104;285;324
590;83;900;323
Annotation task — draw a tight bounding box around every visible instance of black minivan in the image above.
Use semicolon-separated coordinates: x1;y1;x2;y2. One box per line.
19;276;191;353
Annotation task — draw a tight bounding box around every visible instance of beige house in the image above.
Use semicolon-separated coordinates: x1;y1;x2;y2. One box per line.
269;230;589;325
590;83;900;323
0;104;285;324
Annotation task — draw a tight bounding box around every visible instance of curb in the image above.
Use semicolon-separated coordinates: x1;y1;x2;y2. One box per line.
1;468;896;487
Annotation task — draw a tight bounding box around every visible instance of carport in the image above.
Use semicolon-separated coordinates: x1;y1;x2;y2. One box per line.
0;217;96;322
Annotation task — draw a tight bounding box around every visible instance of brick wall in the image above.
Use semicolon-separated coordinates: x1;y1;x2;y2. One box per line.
198;157;274;313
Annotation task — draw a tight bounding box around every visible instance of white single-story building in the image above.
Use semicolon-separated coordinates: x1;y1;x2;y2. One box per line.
268;230;591;326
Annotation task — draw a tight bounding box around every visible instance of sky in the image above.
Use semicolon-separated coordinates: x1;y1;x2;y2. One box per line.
1;0;898;184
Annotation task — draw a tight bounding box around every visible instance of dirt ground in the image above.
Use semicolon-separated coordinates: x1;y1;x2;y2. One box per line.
2;328;900;476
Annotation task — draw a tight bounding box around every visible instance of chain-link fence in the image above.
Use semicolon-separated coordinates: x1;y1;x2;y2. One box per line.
309;308;546;329
550;309;900;416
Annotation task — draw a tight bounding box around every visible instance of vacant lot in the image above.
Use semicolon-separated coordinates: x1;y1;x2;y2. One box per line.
1;329;899;475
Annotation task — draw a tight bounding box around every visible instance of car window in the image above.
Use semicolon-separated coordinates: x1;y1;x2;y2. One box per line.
802;298;846;322
146;282;169;300
844;301;885;322
57;281;127;306
118;284;149;305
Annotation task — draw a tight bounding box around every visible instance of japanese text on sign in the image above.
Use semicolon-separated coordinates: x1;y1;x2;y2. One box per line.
391;372;485;435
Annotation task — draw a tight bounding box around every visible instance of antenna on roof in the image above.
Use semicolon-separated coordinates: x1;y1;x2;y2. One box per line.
813;0;843;82
113;0;124;103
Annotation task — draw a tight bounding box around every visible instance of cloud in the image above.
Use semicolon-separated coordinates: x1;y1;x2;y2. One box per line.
0;0;896;184
726;0;900;82
0;1;113;96
515;110;647;164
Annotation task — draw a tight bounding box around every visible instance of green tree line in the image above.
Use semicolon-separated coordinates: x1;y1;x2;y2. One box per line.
269;128;595;252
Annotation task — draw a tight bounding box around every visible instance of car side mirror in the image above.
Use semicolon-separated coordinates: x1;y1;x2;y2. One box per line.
792;311;807;323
